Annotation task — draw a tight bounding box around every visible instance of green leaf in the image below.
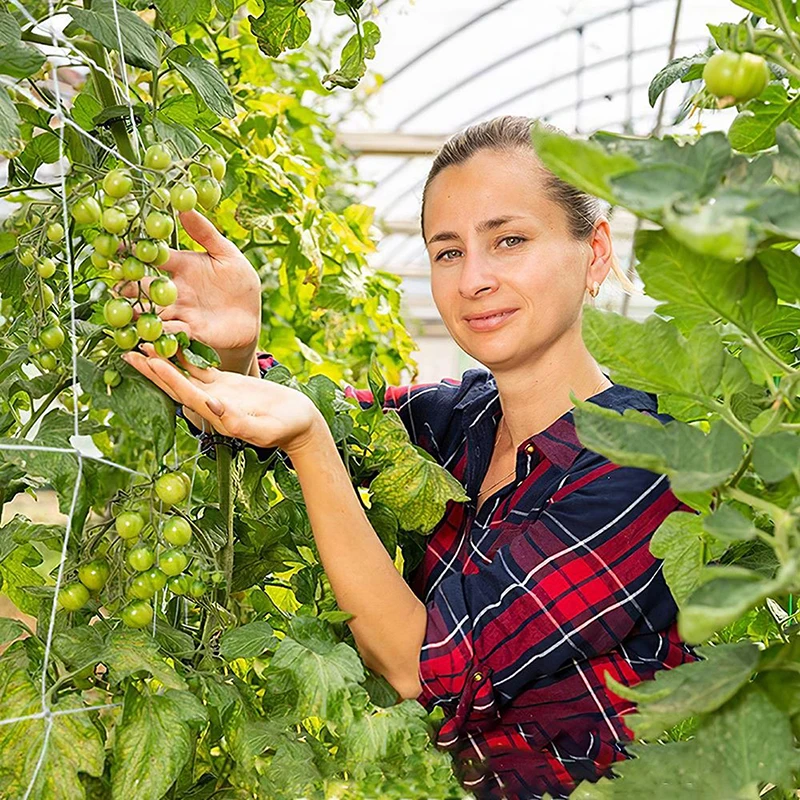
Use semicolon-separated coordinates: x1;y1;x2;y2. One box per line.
103;629;187;689
77;357;175;461
153;116;202;156
153;0;212;30
166;45;235;118
530;122;638;205
702;502;761;543
728;84;800;154
219;620;274;660
0;88;20;153
0;616;26;644
68;0;159;70
323;20;381;90
751;431;800;483
0;666;104;799
758;246;800;304
650;511;727;606
112;686;207;800
248;0;312;58
0;39;45;79
0;514;64;561
53;625;105;670
648;50;709;107
0;547;45;616
71;92;103;131
605;642;759;739
174;332;221;368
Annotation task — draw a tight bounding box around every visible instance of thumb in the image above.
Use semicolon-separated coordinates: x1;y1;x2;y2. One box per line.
178;210;238;258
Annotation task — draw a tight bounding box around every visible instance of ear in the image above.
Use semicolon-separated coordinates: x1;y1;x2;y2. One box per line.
586;217;614;288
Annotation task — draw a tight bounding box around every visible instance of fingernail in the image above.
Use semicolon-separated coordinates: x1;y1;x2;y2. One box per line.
206;397;224;416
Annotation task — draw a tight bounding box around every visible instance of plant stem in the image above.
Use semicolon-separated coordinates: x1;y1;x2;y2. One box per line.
215;441;235;608
19;380;70;438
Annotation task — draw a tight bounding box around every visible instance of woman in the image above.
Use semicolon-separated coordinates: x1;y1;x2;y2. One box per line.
124;116;697;799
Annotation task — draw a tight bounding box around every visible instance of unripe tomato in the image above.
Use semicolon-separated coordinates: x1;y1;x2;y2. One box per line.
78;559;110;591
59;390;74;411
110;264;125;281
150;187;171;210
176;472;192;496
113;325;139;350
104;298;133;328
104;368;121;388
37;352;57;371
146;568;168;592
33;284;55;310
170;184;197;212
201;151;226;181
128;573;156;600
94;233;120;258
36;257;56;279
121;199;140;219
121;256;145;282
154;333;178;358
72;196;102;225
121;600;153;628
102;208;128;235
134;239;158;263
188;579;206;598
40;324;65;351
29;340;42;355
149;277;177;306
155;473;188;506
159;548;188;576
703;51;770;104
17;246;35;266
167;574;189;595
136;313;162;342
127;544;155;572
115;510;144;539
91;251;109;269
58;582;90;611
152;240;170;267
162;516;192;546
103;169;133;198
194;177;221;211
46;222;64;242
144;143;172;171
145;211;174;240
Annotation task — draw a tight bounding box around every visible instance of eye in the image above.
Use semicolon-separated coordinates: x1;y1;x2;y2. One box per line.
435;248;461;262
500;235;525;248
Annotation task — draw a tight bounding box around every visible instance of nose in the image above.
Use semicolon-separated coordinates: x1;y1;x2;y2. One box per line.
458;250;499;300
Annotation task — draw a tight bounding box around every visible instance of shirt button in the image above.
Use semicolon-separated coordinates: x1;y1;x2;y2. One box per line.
524;444;535;455
473;672;483;682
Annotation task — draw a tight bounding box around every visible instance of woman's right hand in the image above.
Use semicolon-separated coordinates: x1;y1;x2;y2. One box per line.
121;210;262;375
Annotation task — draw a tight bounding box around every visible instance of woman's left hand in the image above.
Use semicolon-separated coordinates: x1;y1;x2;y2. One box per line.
123;345;325;455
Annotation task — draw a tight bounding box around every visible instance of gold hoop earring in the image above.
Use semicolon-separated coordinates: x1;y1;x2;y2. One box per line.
589;281;600;298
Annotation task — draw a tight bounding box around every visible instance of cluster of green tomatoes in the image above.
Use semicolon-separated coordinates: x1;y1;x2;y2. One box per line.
16;141;226;385
57;470;220;627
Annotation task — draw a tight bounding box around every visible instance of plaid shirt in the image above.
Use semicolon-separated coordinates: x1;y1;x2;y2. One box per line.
256;356;697;800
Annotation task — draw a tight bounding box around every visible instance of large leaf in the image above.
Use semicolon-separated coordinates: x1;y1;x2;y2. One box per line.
111;686;207;800
67;0;159;70
728;84;800;153
323;20;381;90
248;0;312;58
648;50;708;107
166;45;235;118
153;0;212;30
103;629;187;689
0;87;21;153
219;620;275;660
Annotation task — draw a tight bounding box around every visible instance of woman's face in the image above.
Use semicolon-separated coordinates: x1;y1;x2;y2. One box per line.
423;148;595;372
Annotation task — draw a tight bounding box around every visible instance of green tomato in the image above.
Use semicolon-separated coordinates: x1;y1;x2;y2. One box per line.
40;324;65;351
201;151;226;182
103;169;133;198
102;208;128;235
72;196;102;226
121;199;140;219
149;277;177;306
146;568;168;592
136;313;162;342
188;579;206;598
134;239;158;263
58;582;90;611
158;548;189;576
17;246;35;266
150;187;171;210
152;240;170;267
104;368;121;388
94;233;120;258
128;573;156;600
144;143;172;171
91;251;109;269
104;298;133;328
167;574;189;596
110;264;125;281
194;177;221;211
703;51;770;104
113;325;139;350
36;257;56;279
145;211;174;240
176;471;192;497
29;339;42;355
78;559;110;592
155;473;188;506
170;184;197;212
121;256;145;282
59;390;74;411
37;352;57;371
154;333;178;358
33;283;55;311
121;600;153;628
46;222;64;242
115;510;144;540
127;544;155;572
162;516;192;546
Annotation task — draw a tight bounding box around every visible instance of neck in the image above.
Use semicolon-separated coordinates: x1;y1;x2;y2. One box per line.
490;326;612;450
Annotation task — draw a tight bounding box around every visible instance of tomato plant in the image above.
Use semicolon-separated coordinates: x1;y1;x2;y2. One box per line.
703;50;770;106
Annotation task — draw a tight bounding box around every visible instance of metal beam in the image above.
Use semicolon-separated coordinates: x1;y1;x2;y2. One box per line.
335;131;447;155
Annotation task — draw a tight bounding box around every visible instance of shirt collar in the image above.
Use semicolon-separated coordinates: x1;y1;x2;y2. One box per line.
457;370;658;472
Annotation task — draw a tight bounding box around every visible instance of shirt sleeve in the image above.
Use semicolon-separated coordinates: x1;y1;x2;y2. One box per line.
415;458;699;743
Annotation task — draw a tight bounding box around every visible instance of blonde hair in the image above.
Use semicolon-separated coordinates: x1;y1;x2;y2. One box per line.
420;115;638;301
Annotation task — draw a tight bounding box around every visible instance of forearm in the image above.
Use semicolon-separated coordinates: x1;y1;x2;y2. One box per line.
287;420;427;700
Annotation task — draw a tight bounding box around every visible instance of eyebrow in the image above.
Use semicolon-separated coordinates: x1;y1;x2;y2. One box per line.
425;216;525;246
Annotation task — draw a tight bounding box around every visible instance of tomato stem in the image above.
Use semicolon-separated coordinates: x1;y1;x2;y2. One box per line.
215;441;235;608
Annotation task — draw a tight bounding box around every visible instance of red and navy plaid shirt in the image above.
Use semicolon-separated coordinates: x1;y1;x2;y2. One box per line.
253;355;698;800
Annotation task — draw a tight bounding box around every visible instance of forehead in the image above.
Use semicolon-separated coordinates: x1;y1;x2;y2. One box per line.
423;148;561;236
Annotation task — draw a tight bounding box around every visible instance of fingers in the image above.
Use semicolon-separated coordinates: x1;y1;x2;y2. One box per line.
178;210;239;260
122;351;183;402
160;319;192;336
175;348;218;384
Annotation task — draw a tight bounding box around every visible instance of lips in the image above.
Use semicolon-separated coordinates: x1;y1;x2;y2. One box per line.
463;308;518;332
